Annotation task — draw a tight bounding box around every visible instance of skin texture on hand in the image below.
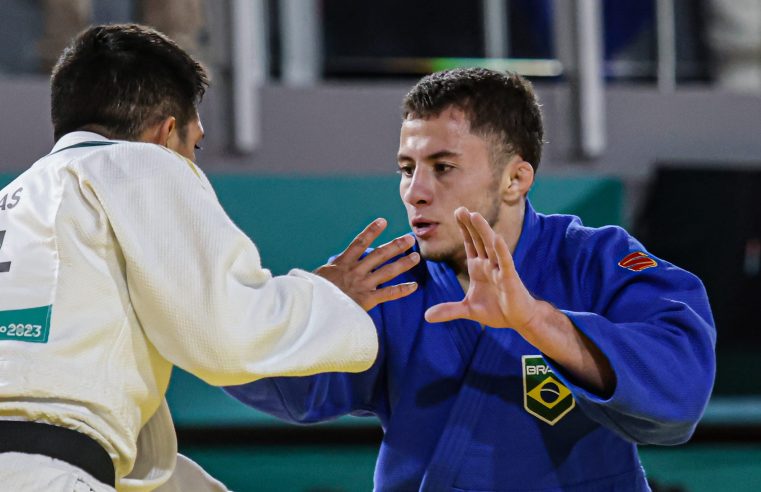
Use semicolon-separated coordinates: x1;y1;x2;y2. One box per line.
315;218;420;311
425;207;615;397
424;207;539;328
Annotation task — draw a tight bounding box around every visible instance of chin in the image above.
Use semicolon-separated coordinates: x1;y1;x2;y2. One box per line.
418;243;461;264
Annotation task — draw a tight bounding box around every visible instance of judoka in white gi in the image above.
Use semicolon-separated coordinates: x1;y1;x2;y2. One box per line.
0;23;419;491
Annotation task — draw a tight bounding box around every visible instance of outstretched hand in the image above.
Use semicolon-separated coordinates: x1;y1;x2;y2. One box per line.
315;218;419;311
424;208;616;395
424;207;539;329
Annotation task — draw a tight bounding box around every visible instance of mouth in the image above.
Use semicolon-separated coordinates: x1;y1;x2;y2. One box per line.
411;219;438;239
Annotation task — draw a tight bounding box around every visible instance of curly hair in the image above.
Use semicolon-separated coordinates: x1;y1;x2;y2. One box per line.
402;68;544;171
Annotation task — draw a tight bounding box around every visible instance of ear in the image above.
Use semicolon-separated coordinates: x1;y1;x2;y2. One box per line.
137;116;176;146
499;155;535;203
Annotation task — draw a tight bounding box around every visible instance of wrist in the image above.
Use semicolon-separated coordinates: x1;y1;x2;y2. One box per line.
518;300;568;348
517;300;547;337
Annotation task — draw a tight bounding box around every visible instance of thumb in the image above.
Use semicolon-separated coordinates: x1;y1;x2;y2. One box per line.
425;302;471;324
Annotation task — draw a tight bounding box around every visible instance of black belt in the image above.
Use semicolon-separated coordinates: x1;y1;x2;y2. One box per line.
0;420;115;486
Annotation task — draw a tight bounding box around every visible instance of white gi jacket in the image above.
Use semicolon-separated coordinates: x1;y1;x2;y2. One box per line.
0;132;378;491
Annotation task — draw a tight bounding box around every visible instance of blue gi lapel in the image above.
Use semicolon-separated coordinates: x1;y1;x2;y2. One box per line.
420;201;542;491
426;260;482;362
377;246;485;489
419;331;500;491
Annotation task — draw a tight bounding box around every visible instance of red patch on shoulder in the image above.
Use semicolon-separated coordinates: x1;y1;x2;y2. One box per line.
618;252;658;272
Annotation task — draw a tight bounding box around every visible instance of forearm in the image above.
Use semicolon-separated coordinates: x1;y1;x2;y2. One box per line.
140;268;378;386
226;364;381;423
553;309;716;444
520;300;615;397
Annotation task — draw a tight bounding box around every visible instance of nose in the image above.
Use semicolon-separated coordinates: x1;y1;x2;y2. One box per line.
402;167;433;206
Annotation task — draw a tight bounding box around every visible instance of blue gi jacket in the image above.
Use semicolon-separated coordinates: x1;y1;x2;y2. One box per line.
227;201;716;491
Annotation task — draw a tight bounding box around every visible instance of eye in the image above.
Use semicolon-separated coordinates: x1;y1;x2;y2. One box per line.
397;164;414;177
434;162;453;174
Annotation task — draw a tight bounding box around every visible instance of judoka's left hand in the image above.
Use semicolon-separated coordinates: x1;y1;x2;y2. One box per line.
424;207;539;329
425;207;615;395
316;218;419;311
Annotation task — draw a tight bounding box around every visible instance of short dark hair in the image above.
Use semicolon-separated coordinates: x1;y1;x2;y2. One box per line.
50;23;209;142
401;68;544;170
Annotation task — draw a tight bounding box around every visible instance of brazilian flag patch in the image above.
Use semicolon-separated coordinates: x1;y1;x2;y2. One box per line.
522;355;575;425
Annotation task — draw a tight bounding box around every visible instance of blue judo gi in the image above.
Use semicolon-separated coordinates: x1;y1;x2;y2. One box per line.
227;201;716;491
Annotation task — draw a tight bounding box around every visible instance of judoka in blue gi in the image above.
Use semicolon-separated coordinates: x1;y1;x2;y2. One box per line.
226;68;717;491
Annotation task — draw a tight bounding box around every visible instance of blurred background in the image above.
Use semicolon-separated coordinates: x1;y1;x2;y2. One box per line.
2;0;761;490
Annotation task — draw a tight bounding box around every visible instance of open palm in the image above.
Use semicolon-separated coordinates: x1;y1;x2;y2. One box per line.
425;207;539;329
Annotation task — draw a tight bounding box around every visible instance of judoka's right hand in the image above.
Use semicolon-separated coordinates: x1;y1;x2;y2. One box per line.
315;218;419;311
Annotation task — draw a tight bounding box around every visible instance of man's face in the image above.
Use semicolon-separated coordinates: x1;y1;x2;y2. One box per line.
167;114;205;162
398;106;502;265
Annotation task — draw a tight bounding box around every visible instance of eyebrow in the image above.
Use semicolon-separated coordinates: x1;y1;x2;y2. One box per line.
397;150;461;162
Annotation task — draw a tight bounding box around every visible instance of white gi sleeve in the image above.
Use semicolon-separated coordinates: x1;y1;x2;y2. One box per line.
76;143;378;386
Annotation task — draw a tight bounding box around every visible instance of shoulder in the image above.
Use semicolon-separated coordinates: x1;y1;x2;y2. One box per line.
537;212;640;261
546;212;704;293
538;212;674;288
102;141;191;171
68;141;206;187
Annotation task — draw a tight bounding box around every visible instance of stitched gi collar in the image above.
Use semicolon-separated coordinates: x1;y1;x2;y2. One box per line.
50;131;118;154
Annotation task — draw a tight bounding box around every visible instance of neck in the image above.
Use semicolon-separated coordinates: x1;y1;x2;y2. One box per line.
455;198;526;292
493;198;525;255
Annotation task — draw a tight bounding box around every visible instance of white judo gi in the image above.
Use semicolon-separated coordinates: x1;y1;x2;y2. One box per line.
0;131;378;491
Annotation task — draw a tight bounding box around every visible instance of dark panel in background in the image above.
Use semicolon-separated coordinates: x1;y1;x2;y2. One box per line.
637;165;761;394
323;0;484;59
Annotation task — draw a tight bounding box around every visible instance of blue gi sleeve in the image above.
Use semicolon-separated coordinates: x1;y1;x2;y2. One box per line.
547;226;716;446
224;306;386;424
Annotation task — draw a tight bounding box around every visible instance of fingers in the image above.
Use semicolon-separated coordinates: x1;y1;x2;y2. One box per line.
365;281;418;310
333;218;387;264
493;234;515;274
368;251;420;286
321;218;419;312
470;213;499;266
456;208;487;259
455;207;477;258
457;209;507;270
358;234;416;274
424;302;471;323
